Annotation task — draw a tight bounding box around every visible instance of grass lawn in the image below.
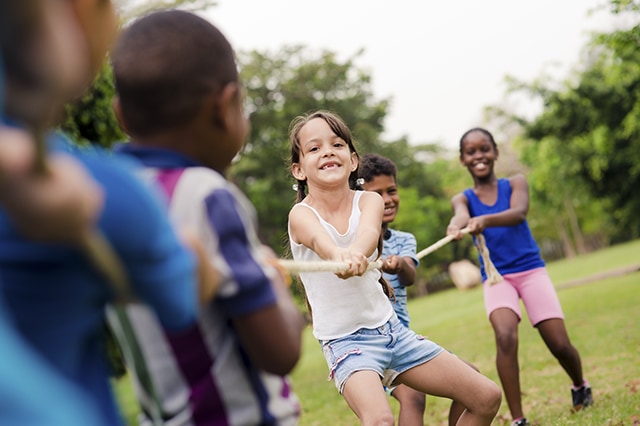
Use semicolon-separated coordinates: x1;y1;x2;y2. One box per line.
114;240;640;425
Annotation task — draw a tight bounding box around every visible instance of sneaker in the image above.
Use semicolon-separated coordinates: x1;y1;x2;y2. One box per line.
511;418;530;426
571;383;593;411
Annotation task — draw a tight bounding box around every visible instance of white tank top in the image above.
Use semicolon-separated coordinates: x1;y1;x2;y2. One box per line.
289;191;394;340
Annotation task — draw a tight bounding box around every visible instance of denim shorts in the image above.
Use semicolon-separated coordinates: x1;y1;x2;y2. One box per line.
320;315;444;394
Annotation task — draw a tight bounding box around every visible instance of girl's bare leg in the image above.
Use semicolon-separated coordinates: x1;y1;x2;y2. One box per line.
489;308;522;420
342;370;395;426
537;318;584;386
398;351;501;426
391;384;426;426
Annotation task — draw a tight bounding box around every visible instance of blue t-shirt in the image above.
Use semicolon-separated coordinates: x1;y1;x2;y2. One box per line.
382;228;419;328
463;178;544;280
0;296;109;426
0;129;199;425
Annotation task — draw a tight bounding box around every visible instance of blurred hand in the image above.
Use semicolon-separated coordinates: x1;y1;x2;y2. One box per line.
0;127;103;244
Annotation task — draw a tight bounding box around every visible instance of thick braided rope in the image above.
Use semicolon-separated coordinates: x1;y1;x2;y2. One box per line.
277;228;503;286
278;227;470;274
473;233;503;285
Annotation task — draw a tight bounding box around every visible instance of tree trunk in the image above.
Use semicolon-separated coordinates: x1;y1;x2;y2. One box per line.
557;220;576;259
564;196;587;254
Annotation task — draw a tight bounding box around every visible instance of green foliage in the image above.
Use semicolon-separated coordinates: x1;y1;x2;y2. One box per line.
485;3;640;247
232;46;456;264
60;63;125;148
231;47;390;253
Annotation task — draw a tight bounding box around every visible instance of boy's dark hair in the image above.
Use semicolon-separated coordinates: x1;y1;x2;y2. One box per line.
459;127;497;155
358;154;397;184
112;10;238;137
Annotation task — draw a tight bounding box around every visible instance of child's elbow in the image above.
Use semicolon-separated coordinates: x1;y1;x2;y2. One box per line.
258;344;302;375
514;209;528;223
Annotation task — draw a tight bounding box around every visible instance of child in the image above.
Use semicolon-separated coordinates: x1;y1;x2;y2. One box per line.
110;10;305;425
0;1;211;424
0;4;106;423
288;110;501;426
447;127;593;426
358;153;469;426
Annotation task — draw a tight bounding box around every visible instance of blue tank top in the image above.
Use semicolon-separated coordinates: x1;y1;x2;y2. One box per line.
464;178;544;280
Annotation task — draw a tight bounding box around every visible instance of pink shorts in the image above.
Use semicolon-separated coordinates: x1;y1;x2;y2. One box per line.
483;267;564;326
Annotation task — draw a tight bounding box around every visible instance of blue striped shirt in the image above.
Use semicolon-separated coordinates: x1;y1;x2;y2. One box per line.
383;229;419;327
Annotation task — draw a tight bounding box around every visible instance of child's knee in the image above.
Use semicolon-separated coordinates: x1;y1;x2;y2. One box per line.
394;386;426;412
362;409;395;426
478;380;502;416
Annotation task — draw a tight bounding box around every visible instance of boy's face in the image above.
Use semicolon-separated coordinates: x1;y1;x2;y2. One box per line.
208;84;249;173
361;174;399;224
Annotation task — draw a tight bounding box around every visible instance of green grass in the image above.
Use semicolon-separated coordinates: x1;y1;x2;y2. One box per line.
545;239;640;285
114;242;640;425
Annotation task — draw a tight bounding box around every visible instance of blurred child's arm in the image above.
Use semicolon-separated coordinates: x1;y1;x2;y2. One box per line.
0;128;104;244
231;246;305;376
447;192;470;239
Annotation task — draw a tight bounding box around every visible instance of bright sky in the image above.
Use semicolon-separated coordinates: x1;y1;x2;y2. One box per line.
204;1;618;150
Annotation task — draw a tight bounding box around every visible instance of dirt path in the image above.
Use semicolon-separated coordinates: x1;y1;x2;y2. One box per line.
556;263;640;289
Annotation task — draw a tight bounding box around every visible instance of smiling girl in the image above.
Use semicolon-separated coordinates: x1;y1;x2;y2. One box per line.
287;111;501;426
447;127;593;426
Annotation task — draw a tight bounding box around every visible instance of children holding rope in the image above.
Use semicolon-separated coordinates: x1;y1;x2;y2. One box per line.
0;1;216;424
110;10;305;425
288;110;501;426
447;127;593;426
358;153;471;426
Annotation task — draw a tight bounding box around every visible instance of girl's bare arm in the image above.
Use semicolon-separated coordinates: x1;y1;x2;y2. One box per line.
470;175;529;232
351;191;384;257
447;192;470;239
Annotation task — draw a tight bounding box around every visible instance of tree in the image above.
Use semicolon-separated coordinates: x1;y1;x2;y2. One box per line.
230;46;391;253
480;0;639;247
61;63;124;148
61;0;218;147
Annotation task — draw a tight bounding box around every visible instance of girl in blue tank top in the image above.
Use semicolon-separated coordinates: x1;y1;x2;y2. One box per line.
447;128;593;426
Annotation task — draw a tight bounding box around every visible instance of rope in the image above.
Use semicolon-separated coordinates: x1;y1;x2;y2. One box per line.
473;233;503;285
277;259;383;275
415;228;470;260
276;227;504;286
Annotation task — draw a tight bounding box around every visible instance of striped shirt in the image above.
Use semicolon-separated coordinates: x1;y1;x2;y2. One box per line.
382;229;419;327
110;145;300;426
